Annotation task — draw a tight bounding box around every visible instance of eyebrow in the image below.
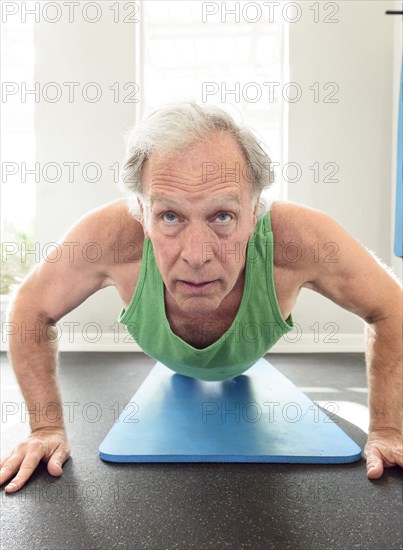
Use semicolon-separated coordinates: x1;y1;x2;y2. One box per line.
150;193;242;208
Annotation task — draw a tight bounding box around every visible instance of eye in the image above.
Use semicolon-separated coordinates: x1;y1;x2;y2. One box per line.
215;212;233;222
161;212;177;222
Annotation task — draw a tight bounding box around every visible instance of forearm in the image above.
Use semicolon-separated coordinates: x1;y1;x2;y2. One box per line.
365;319;403;433
7;310;66;433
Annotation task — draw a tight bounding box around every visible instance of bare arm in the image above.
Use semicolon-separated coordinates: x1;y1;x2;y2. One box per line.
363;317;402;479
302;209;403;478
1;201;124;492
365;318;402;433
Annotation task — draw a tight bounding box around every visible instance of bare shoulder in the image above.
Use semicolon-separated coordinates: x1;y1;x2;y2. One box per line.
269;199;324;236
75;198;142;254
94;198;144;288
92;197;139;229
269;200;326;289
11;198;144;324
270;201;402;324
101;197;142;237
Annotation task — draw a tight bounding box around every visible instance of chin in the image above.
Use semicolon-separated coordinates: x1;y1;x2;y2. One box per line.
178;296;221;314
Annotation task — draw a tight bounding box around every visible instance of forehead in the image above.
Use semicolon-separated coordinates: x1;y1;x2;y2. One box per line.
151;190;242;208
142;132;251;202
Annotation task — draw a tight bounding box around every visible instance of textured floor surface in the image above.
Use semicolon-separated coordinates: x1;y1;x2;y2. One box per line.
1;351;402;550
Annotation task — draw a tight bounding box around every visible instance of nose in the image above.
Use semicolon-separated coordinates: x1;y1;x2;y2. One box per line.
179;223;215;268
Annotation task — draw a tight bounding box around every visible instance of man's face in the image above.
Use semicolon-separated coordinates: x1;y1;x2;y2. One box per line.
137;132;260;317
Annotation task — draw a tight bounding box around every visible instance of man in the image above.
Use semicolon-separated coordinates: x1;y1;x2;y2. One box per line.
1;102;402;493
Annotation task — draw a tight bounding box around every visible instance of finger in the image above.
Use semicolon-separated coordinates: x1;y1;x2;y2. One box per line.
366;450;384;479
4;451;44;493
0;453;24;486
47;453;69;477
0;452;13;468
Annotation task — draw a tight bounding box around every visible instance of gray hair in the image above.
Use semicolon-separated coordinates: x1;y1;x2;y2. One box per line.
116;102;274;220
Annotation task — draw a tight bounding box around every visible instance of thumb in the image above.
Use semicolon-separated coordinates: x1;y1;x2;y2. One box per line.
366;449;384;479
47;456;65;477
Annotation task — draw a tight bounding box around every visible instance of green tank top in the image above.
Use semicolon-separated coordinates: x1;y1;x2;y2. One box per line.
118;209;294;381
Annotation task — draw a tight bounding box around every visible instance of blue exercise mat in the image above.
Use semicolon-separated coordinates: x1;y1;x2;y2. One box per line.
99;358;362;464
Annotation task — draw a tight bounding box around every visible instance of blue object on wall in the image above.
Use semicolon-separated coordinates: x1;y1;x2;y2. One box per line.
394;56;403;258
99;358;362;464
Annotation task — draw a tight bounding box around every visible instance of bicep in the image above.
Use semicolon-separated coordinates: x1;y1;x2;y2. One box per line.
305;212;402;324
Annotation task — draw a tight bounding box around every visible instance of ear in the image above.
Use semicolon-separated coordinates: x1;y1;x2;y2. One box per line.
253;197;260;223
250;195;261;237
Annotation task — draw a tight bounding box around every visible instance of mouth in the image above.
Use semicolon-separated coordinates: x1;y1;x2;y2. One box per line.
178;280;218;292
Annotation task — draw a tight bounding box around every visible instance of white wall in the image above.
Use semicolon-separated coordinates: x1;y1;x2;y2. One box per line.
26;1;401;352
287;0;402;348
33;7;137;349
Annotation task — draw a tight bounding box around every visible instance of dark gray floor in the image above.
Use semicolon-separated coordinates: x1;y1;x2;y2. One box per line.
1;352;402;550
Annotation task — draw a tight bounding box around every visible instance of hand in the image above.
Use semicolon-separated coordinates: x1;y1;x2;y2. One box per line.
363;428;403;479
0;427;70;493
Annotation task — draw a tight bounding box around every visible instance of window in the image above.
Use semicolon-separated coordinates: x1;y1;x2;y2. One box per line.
1;11;36;296
140;0;288;200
